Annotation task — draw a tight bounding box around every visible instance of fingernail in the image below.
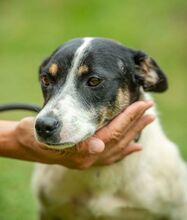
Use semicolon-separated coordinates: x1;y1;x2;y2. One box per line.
88;138;105;154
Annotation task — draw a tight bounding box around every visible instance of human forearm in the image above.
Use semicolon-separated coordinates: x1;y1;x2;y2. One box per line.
0;121;20;158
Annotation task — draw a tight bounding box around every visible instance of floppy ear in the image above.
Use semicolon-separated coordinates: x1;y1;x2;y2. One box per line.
132;50;168;92
39;56;51;74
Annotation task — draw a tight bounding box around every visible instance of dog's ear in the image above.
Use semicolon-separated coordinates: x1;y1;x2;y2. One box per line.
39;56;51;74
131;50;168;92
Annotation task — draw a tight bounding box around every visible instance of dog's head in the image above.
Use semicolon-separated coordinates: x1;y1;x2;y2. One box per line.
35;38;167;149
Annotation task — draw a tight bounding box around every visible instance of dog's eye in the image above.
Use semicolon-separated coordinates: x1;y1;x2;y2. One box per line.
87;77;102;87
40;75;51;87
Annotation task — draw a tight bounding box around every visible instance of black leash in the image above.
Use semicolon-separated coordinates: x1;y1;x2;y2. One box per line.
0;103;41;113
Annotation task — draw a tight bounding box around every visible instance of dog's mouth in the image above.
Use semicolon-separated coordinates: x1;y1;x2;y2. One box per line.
36;131;95;150
44;142;75;149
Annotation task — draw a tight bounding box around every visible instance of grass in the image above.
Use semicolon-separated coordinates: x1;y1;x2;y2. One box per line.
0;0;187;219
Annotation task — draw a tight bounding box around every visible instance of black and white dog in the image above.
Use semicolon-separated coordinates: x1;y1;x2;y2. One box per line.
33;38;187;220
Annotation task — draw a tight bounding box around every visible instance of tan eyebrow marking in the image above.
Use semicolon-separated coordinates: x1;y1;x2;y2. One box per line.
49;63;58;76
78;65;89;75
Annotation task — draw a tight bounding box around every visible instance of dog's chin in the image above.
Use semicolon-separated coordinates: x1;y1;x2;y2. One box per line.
35;132;95;150
44;142;75;150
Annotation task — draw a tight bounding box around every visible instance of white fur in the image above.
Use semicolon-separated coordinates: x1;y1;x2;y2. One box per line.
32;93;187;220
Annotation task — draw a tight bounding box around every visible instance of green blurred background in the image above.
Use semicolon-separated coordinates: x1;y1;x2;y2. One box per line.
0;0;187;219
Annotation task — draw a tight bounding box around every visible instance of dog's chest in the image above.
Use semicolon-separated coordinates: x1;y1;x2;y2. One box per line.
33;161;163;219
35;162;127;202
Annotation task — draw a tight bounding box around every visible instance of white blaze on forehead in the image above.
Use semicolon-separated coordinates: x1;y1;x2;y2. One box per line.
71;38;93;73
60;37;93;102
65;37;93;86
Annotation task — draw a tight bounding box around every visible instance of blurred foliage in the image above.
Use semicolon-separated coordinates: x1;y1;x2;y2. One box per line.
0;0;187;219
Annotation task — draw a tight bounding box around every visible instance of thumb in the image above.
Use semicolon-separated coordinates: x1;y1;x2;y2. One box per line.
87;137;105;154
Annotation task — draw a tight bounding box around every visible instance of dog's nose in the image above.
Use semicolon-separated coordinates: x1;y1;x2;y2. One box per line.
35;116;59;138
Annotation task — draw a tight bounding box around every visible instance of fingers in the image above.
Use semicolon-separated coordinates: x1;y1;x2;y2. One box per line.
99;113;155;158
97;143;142;166
123;143;142;156
95;100;154;143
18;117;35;131
117;114;155;149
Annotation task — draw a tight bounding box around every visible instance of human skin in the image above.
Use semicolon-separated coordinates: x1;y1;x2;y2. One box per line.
0;101;154;169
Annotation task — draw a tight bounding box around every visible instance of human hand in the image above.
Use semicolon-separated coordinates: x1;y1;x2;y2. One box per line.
15;101;154;169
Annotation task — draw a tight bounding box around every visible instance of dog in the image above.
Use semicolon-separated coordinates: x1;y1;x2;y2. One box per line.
32;37;187;220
